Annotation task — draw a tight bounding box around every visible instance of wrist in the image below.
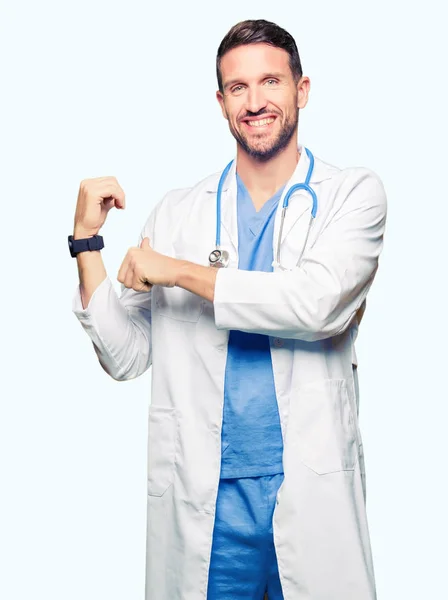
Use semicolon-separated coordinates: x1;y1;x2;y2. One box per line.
174;259;190;288
69;232;104;258
73;227;98;240
175;260;217;303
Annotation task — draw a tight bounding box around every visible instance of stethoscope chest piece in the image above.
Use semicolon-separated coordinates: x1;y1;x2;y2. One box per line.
208;248;230;268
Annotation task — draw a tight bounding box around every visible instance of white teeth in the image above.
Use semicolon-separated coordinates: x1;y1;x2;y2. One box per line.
246;117;275;127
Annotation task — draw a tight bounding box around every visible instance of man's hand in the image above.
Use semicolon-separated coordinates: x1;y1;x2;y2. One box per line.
118;237;218;302
117;238;183;292
73;176;126;239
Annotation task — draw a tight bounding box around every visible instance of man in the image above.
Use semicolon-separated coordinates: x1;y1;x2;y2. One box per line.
71;19;386;600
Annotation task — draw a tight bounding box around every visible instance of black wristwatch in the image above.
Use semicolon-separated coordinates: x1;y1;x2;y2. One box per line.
68;234;104;257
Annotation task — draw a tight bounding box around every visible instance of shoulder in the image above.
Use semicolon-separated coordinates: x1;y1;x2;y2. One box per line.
316;153;385;188
148;169;223;227
315;154;387;212
156;168;222;213
163;169;222;205
339;166;387;214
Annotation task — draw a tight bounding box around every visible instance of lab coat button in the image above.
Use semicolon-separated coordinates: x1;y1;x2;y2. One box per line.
273;337;284;348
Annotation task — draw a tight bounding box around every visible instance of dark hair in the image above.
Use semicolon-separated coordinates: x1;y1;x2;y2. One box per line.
216;19;303;93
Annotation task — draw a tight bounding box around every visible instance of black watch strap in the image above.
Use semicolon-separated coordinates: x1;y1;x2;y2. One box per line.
68;234;104;257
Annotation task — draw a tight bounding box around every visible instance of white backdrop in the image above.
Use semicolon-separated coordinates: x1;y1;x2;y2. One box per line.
1;1;447;599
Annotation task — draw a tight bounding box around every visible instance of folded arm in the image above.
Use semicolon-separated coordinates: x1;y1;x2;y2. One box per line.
176;169;387;342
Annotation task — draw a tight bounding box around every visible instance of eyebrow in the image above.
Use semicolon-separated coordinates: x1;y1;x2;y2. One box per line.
223;72;285;91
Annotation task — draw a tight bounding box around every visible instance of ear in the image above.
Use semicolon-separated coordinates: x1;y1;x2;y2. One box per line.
216;90;228;120
297;76;311;110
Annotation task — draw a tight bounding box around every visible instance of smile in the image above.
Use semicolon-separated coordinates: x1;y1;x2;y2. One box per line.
244;117;276;128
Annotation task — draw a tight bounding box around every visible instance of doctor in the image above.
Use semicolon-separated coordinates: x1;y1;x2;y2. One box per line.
71;19;386;600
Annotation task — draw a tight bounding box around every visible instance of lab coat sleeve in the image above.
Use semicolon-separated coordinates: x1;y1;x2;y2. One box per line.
213;168;387;342
72;208;158;381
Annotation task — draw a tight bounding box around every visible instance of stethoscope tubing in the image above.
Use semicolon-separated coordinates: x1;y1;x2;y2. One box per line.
214;147;317;268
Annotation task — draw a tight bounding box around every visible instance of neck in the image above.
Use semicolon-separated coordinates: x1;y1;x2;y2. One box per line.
236;136;300;205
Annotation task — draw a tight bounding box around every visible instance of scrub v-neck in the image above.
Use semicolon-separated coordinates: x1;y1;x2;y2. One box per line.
235;173;285;272
236;173;285;242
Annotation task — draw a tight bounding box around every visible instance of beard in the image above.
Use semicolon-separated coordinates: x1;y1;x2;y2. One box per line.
228;109;298;163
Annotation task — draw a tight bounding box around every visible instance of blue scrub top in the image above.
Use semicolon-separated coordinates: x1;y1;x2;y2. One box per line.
219;174;285;479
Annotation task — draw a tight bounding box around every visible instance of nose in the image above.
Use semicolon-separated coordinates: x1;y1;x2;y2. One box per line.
246;86;268;114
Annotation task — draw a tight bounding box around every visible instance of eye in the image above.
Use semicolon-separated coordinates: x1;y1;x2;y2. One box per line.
265;79;278;86
231;84;245;94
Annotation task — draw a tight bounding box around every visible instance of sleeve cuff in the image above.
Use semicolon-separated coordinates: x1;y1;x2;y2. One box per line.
72;276;113;321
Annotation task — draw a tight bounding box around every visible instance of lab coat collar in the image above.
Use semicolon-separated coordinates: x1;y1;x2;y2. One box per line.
205;144;331;194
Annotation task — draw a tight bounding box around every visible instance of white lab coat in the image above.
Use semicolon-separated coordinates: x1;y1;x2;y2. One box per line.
72;145;387;600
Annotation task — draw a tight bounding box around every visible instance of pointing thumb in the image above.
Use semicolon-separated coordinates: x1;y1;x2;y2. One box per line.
140;237;150;249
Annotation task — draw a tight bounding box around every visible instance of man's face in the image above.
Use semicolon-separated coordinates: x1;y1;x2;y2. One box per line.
216;43;309;162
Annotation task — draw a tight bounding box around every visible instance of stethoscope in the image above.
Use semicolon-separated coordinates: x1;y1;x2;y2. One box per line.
208;147;318;270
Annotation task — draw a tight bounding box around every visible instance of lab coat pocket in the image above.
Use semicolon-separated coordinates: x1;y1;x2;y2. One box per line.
294;379;357;475
147;406;178;497
153;286;203;322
